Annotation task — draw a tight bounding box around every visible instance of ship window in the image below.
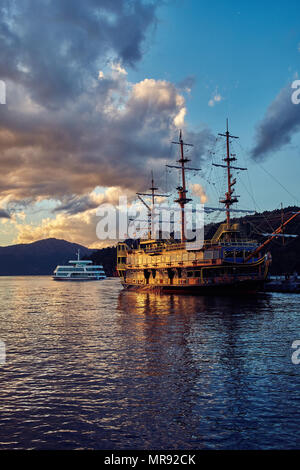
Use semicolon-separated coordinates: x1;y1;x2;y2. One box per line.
59;267;85;272
195;271;201;278
187;271;193;278
204;250;214;260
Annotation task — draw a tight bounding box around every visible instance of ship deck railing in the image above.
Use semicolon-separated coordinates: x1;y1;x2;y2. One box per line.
123;256;261;270
134;239;258;254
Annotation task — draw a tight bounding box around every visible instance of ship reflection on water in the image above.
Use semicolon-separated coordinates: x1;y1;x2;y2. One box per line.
116;290;300;449
0;277;300;449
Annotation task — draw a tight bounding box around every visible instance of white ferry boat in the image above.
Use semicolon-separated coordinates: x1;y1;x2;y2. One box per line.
53;250;106;281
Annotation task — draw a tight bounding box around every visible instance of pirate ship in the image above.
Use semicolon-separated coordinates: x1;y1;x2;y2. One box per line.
117;123;300;294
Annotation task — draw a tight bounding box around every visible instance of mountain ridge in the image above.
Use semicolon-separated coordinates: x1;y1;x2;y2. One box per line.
0;238;93;276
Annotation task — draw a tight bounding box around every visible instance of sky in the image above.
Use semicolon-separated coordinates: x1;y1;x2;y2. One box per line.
0;0;300;247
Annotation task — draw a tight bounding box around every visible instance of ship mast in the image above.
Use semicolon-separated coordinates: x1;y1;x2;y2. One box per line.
218;120;239;226
150;171;157;228
137;172;168;239
214;120;247;228
167;130;201;242
175;131;191;241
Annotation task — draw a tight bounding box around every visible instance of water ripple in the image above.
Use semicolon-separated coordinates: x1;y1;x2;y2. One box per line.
0;277;300;449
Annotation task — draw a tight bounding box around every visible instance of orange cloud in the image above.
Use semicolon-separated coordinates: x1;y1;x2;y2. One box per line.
190;183;208;204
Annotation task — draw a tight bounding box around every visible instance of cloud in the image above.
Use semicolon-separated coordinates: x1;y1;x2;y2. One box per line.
251;83;300;160
0;0;171;207
0;70;195;203
0;0;215;245
53;186;137;215
13;210;103;248
0;208;10;219
183;128;215;164
13;187;143;247
208;93;222;107
177;76;196;94
0;62;213;206
190;183;208;203
0;0;159;108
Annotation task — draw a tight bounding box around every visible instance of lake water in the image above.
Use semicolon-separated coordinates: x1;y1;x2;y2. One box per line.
0;276;300;450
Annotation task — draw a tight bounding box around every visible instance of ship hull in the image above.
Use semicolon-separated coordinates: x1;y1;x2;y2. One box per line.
121;279;265;295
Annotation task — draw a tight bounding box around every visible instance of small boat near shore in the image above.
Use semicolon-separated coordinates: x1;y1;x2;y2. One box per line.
264;273;300;293
53;250;106;281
